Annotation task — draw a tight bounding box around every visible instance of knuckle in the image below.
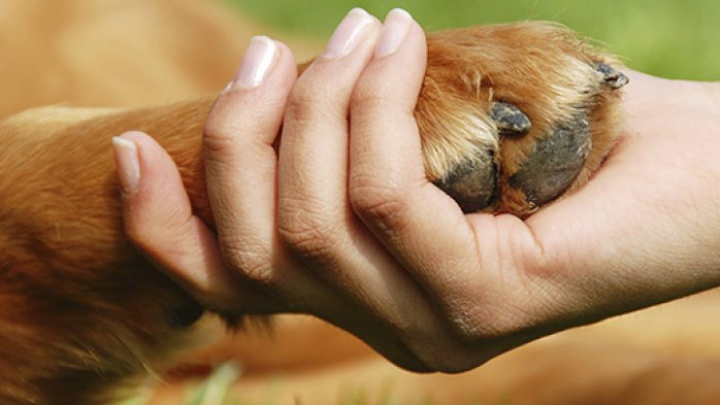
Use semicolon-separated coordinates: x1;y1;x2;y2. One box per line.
202;119;240;160
447;313;491;344
202;130;227;153
285;81;331;123
349;175;409;232
277;206;342;263
202;97;272;159
219;236;276;286
350;89;391;116
203;100;237;143
202;115;225;142
444;298;528;345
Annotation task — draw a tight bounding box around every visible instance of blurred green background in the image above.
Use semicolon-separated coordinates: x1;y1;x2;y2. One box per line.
228;0;719;81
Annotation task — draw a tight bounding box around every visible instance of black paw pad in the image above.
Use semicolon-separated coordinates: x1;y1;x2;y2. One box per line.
509;112;591;206
434;147;497;213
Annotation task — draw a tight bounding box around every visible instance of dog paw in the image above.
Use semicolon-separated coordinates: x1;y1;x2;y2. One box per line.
417;22;627;216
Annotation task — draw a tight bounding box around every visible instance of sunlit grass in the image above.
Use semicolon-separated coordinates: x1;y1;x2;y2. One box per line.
121;361;508;405
227;0;720;80
121;363;241;405
184;362;242;405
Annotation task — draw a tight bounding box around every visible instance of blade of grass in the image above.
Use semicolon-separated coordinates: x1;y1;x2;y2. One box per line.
185;362;243;405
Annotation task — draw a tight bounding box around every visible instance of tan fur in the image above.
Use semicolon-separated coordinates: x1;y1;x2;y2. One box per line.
3;2;714;405
0;0;318;119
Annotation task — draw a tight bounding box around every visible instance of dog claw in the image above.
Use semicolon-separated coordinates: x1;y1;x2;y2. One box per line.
594;62;629;89
509;112;591;206
491;102;532;136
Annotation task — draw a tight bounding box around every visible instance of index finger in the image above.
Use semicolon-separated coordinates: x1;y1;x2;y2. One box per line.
202;37;297;278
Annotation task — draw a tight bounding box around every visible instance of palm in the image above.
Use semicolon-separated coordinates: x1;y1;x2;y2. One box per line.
516;71;720;323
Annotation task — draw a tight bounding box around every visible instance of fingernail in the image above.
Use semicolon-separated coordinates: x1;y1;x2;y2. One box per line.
375;9;413;57
322;8;375;59
112;136;140;196
232;36;278;89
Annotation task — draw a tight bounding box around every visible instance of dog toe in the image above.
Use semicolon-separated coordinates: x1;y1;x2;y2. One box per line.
434;147;498;213
491;102;532;136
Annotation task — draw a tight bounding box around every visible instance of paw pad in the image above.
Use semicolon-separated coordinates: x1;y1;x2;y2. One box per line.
508;111;591;207
418;24;629;215
437;58;626;215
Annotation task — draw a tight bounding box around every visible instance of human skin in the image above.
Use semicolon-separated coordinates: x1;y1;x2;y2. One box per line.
113;9;720;372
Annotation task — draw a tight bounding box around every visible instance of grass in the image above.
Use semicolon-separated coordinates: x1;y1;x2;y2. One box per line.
227;0;720;81
121;361;506;405
122;362;243;405
183;363;242;405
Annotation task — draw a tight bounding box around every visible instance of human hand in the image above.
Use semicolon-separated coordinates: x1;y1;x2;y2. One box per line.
116;9;466;371
114;7;720;372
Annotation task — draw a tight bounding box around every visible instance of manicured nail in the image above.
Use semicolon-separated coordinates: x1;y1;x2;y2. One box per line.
375;9;413;57
322;8;375;59
232;36;278;89
112;136;140;196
